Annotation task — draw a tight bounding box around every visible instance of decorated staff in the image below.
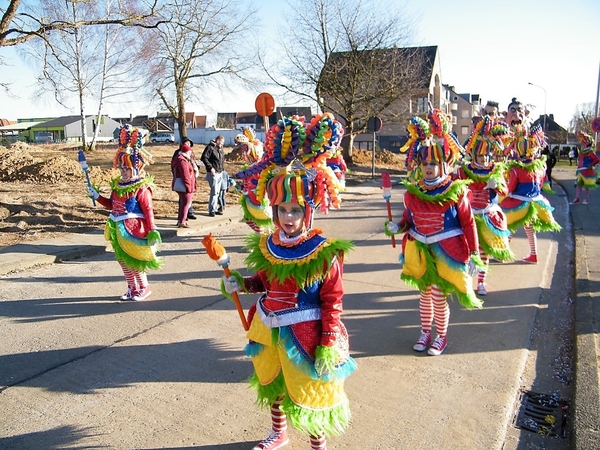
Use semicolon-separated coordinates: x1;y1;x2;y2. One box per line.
78;149;95;206
218;113;356;450
386;108;483;356
381;171;396;247
201;233;249;331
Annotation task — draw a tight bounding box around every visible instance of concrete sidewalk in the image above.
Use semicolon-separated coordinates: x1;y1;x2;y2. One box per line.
0;207;241;275
552;167;600;449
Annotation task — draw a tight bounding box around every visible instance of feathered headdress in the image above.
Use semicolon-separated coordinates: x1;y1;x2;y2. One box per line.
507;124;547;161
113;124;153;176
464;116;510;160
234;113;344;229
577;131;595;152
400;109;465;177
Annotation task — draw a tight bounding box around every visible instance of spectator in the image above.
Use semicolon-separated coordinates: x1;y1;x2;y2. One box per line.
542;145;557;187
568;147;576;166
171;138;199;220
200;135;225;217
171;139;197;228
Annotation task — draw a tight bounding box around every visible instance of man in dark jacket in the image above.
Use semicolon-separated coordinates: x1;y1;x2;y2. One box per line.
200;135;225;216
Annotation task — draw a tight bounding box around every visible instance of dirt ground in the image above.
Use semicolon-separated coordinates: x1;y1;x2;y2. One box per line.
0;141;405;248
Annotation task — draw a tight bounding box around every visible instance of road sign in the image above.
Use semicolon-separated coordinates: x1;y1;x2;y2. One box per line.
255;93;275;118
591;117;600;133
367;116;383;133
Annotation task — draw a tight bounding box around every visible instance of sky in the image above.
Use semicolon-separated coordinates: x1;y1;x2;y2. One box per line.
0;0;599;128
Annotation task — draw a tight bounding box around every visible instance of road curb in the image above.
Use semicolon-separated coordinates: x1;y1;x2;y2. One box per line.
553;174;600;449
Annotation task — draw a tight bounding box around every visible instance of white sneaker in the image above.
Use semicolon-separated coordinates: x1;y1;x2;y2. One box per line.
583;199;589;205
413;331;432;352
120;287;135;301
477;283;488;296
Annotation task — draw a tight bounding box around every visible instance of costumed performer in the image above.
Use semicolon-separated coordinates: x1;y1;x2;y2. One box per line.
87;124;162;301
499;123;562;264
326;147;348;189
234;127;273;233
570;131;600;205
387;109;483;356
222;113;356;450
455;116;515;296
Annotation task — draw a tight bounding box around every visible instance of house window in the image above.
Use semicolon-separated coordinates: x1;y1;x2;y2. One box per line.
461;109;470;119
417;98;428;114
461;126;469;136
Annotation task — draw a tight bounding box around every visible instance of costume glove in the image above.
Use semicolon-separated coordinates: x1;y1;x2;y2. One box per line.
147;229;162;246
222;275;242;294
385;220;399;236
485;178;497;190
467;253;479;277
315;357;331;378
87;186;100;200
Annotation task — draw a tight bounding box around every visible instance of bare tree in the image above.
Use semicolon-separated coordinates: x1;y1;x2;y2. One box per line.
144;0;255;140
260;0;423;163
0;0;163;48
569;102;596;135
23;0;147;149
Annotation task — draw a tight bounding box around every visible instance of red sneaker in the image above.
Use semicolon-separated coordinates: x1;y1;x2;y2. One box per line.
522;255;537;264
428;335;447;356
570;198;580;205
413;331;432;352
132;287;152;301
252;430;289;450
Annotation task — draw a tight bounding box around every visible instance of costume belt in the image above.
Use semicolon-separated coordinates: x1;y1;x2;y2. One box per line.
472;203;502;215
508;193;544;202
109;212;146;222
257;294;322;328
408;228;464;244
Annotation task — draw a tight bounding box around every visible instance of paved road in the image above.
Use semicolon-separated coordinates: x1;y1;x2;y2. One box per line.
0;172;591;449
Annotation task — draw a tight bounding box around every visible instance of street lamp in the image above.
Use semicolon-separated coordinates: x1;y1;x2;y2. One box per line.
528;82;547;132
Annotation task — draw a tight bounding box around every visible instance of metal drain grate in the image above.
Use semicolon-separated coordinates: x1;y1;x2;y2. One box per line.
513;391;569;437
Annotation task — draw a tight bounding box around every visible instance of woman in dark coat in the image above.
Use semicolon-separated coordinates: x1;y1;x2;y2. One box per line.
171;141;197;228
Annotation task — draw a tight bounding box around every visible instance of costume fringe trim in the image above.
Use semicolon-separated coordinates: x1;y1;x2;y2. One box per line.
403;179;471;204
105;219;162;271
401;240;483;309
507;202;562;233
244;233;354;287
109;176;155;196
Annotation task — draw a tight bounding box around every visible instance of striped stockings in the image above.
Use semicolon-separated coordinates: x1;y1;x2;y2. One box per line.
477;247;488;284
118;260;137;290
524;225;537;256
310;434;326;449
270;397;287;433
419;285;449;337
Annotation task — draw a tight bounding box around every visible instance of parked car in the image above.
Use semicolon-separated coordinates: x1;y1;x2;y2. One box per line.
151;133;175;143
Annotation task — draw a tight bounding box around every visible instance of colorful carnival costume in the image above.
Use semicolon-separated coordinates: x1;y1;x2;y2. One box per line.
456;116;514;296
571;131;600;205
87;125;162;301
500;124;561;264
233;128;273;232
222;114;356;450
390;109;483;356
